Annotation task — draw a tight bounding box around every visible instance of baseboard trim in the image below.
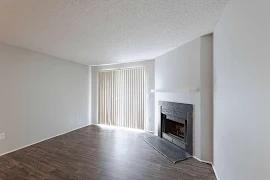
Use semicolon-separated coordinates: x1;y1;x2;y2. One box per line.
0;124;91;157
193;157;220;180
212;165;220;180
193;156;213;165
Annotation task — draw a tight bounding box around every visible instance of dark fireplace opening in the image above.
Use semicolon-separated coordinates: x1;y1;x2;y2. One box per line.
163;116;187;143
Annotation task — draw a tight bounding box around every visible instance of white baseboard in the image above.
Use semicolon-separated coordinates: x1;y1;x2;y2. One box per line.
193;156;213;165
0;124;90;157
193;156;220;180
212;165;220;180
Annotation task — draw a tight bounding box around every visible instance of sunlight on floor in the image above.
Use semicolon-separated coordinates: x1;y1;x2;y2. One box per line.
97;124;145;133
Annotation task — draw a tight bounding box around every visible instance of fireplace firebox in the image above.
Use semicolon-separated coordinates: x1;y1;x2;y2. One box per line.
162;114;187;142
159;101;193;155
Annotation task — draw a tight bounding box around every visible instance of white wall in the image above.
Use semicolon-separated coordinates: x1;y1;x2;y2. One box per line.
91;60;155;132
214;0;270;179
200;35;214;162
0;43;89;155
155;35;213;162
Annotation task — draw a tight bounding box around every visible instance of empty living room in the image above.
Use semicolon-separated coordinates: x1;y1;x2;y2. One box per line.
0;0;269;180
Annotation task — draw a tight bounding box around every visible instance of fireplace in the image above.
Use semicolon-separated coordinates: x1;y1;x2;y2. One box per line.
162;115;187;142
159;101;193;155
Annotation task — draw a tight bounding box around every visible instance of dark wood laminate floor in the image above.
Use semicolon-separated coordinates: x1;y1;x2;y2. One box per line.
0;125;217;180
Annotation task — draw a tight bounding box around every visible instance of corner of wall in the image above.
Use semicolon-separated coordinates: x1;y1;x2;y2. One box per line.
199;34;214;162
88;66;92;124
212;165;220;180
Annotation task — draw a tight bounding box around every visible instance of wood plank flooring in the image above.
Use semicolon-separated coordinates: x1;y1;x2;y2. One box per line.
0;125;217;180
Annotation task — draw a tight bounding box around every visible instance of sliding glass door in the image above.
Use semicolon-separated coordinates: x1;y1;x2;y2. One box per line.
98;68;145;130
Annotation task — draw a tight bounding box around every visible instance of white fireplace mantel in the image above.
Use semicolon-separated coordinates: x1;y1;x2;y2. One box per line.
151;87;200;94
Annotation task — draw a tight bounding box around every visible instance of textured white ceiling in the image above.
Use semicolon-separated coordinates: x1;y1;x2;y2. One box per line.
0;0;228;65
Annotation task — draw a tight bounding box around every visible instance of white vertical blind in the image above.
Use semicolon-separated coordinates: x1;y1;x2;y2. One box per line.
98;68;145;130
